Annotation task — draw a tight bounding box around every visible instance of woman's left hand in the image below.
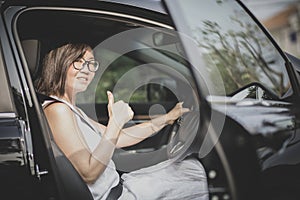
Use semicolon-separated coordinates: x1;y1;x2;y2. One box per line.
166;102;190;124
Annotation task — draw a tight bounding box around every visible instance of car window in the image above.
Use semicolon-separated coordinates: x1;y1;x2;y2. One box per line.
16;9;195;107
78;48;177;104
15;8;200;173
164;0;292;101
0;42;15;113
0;21;26;119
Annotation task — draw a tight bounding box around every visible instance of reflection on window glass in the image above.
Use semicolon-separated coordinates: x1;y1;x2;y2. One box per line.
95;55;145;103
94;52;173;103
176;0;291;99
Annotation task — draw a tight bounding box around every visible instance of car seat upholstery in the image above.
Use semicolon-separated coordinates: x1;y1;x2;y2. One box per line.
21;39;41;80
51;137;94;200
21;40;94;200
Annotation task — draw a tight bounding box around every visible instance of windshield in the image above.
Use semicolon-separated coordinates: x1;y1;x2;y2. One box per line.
165;0;291;101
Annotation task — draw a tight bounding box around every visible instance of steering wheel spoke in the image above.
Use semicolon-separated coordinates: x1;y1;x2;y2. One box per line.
167;111;200;160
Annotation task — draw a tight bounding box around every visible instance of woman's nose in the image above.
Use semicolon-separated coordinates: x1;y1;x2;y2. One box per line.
80;64;90;74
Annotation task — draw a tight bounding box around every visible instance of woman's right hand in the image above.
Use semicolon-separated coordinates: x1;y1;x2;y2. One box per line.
107;91;134;129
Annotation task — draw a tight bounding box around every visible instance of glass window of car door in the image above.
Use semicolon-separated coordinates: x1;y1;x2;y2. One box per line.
164;0;291;101
16;9;197;119
86;49;179;104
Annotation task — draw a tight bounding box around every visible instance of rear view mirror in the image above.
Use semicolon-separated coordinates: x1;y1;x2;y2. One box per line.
147;78;177;102
152;31;179;46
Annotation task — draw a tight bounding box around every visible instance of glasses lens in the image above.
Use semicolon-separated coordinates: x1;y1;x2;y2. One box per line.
73;61;84;70
88;60;99;72
73;59;99;72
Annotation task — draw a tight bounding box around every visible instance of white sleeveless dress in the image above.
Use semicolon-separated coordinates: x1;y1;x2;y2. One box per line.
44;97;208;200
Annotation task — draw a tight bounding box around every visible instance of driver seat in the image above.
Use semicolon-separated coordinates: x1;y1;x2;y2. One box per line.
51;137;94;200
22;39;94;200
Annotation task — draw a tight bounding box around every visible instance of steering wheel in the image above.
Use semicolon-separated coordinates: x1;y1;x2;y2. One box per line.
167;110;200;160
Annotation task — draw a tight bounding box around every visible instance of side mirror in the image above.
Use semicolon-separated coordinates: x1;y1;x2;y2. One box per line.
230;82;278;101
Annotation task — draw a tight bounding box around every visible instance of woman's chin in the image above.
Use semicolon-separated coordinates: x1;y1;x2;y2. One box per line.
74;85;88;93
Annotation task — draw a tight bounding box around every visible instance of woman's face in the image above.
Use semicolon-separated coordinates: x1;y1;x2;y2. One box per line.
65;50;96;95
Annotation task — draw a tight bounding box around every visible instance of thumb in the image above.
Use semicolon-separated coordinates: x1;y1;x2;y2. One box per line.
107;91;114;107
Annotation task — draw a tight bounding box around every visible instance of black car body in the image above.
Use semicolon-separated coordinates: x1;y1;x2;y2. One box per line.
1;0;300;200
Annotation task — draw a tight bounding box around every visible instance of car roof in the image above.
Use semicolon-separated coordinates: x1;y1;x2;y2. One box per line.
100;0;167;14
1;0;167;14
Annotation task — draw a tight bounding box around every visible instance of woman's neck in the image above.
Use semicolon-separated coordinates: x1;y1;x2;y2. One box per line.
53;93;76;105
63;88;78;105
64;94;76;105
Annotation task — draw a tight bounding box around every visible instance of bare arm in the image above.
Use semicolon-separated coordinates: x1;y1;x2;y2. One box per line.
116;102;189;148
44;94;133;184
91;101;189;148
116;113;168;148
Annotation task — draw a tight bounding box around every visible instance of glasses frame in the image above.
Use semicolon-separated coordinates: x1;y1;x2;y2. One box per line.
72;58;99;72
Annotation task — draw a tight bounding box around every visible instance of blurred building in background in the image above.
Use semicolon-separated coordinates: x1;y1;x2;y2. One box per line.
263;3;300;57
242;0;300;57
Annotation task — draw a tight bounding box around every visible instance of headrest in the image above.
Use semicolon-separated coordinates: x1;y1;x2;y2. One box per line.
21;39;40;80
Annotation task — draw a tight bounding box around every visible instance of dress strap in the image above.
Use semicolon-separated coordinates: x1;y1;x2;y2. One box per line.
42;99;58;109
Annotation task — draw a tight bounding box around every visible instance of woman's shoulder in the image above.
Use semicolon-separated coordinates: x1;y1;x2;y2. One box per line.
44;101;73;116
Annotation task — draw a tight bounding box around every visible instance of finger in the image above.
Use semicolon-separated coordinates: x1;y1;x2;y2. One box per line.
176;102;184;108
167;120;175;125
177;102;190;113
107;91;114;106
178;102;184;106
130;108;134;119
182;107;190;113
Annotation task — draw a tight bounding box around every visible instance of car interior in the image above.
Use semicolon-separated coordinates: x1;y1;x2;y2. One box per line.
18;7;206;162
17;9;145;200
3;1;298;199
16;7;238;200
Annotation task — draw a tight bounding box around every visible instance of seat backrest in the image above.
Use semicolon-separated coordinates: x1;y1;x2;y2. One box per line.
21;40;94;199
37;92;94;200
51;141;94;200
21;39;41;80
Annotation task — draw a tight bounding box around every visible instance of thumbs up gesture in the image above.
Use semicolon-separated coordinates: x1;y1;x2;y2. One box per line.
107;91;134;129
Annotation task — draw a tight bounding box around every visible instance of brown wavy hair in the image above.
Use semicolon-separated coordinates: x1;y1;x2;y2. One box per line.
36;43;92;97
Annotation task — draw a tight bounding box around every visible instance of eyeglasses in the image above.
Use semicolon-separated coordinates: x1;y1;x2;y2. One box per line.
73;58;99;72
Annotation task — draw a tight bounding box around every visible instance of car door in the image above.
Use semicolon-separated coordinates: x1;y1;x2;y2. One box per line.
163;0;300;200
2;4;98;200
0;33;34;200
0;7;60;199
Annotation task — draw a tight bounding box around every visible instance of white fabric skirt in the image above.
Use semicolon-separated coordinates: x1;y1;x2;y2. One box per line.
119;158;209;200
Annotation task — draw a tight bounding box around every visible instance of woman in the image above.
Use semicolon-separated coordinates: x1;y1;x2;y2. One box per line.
36;43;208;200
